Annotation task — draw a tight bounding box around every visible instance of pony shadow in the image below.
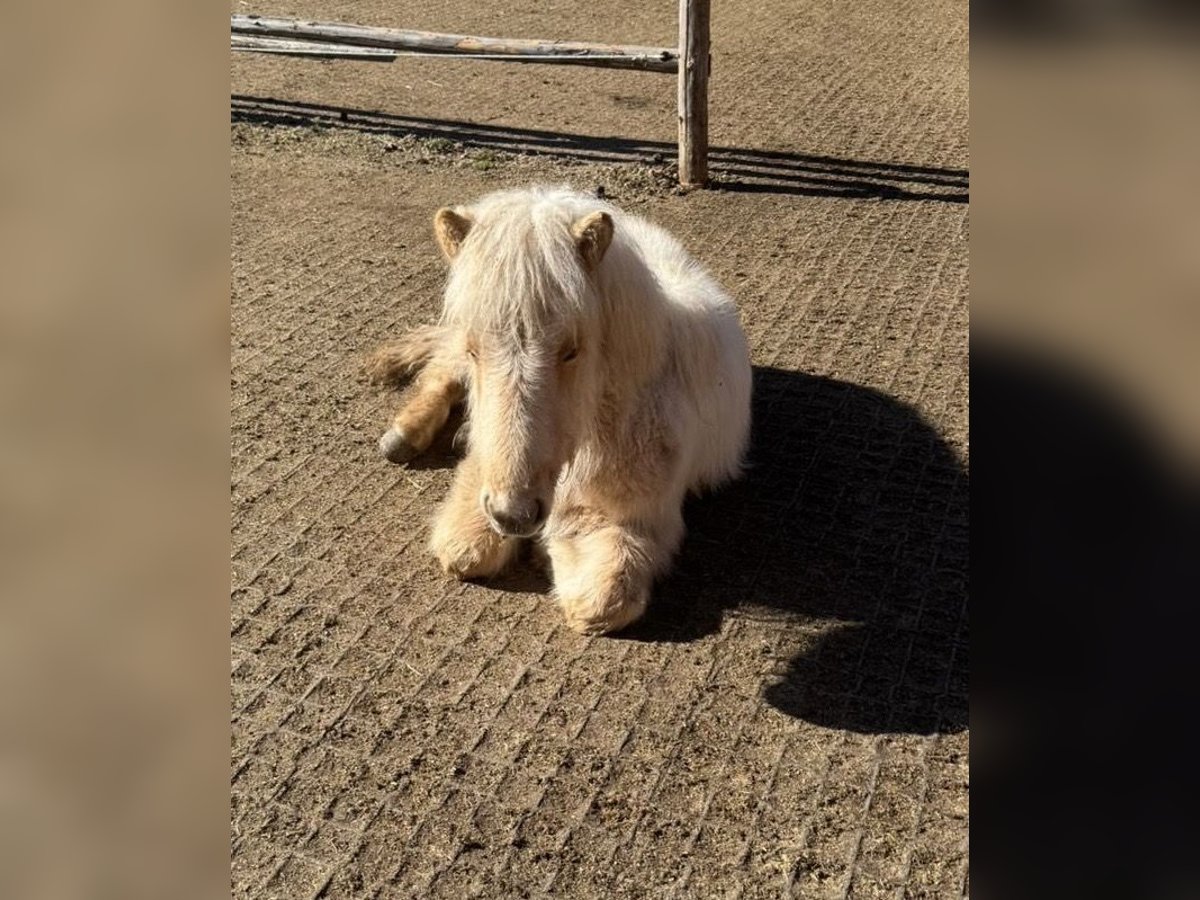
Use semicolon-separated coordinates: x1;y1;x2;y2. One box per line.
627;367;969;735
384;366;968;734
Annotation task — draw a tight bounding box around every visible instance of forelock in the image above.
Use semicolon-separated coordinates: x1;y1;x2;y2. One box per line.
440;189;599;338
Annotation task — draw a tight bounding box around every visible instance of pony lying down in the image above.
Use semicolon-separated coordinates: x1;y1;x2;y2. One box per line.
367;186;751;635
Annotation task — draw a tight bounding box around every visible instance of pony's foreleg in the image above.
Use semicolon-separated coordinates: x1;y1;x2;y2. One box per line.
430;452;521;579
378;362;465;464
547;509;685;635
367;324;466;464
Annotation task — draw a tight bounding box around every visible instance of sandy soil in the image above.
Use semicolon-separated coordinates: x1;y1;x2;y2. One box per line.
231;0;968;896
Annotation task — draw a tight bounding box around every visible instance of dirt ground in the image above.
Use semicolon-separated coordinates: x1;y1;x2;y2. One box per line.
230;0;968;896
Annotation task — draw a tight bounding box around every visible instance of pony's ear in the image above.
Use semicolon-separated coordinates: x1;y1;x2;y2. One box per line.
433;207;473;260
571;211;613;270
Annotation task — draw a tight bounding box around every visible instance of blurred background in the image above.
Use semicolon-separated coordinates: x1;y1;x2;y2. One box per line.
973;5;1199;897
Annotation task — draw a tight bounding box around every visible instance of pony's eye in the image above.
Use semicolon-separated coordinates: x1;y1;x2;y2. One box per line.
561;345;579;363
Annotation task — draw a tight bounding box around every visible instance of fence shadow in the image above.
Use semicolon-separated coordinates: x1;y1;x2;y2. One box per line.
629;367;969;736
231;94;968;203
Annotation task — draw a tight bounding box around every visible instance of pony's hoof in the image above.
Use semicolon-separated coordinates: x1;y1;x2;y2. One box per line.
561;590;648;636
379;428;418;464
566;616;615;636
434;536;517;580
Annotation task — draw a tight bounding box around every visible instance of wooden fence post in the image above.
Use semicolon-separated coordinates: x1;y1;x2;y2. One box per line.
677;0;710;187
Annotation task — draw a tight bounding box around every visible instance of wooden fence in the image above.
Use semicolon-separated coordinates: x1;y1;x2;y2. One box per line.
232;1;710;185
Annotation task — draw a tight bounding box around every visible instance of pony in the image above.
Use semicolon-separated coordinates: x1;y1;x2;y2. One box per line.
367;186;751;634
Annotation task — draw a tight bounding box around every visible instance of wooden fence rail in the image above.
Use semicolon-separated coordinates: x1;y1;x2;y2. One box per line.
231;16;678;73
231;1;710;185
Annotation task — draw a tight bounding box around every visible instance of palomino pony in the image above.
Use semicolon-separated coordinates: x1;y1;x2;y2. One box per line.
367;186;751;634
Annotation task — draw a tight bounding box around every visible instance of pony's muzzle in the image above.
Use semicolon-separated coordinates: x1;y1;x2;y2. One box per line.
481;490;546;538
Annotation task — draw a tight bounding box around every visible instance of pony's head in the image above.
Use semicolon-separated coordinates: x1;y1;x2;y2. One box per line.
435;190;614;537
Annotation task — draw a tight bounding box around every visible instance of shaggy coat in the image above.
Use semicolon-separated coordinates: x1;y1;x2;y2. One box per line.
368;186;751;634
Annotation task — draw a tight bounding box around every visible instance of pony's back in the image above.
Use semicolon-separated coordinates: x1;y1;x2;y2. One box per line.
605;202;753;493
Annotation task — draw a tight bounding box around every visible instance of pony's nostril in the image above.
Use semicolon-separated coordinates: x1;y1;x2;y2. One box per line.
485;493;544;535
